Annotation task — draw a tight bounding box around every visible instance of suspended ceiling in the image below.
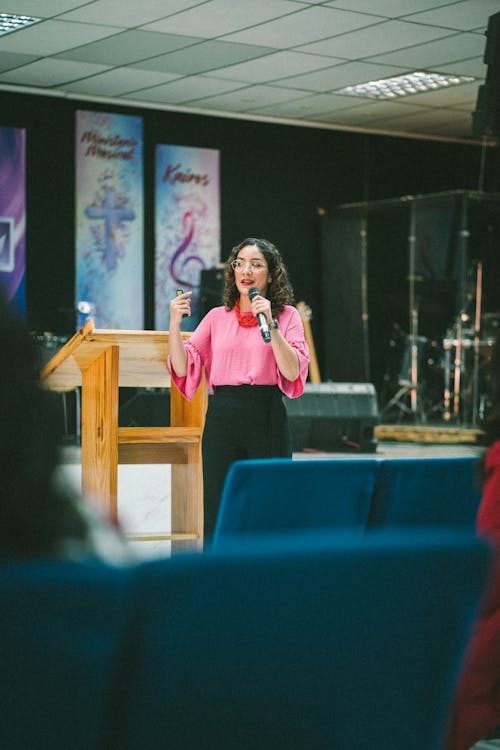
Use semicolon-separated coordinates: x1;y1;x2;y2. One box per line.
0;0;499;143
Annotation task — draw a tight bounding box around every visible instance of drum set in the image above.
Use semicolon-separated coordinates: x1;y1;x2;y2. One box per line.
381;313;499;427
381;258;499;427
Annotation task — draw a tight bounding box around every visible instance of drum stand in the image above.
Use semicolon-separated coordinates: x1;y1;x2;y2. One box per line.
381;309;427;422
442;261;483;426
380;202;426;423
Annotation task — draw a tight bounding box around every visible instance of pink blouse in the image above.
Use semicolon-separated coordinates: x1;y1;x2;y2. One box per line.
168;304;309;401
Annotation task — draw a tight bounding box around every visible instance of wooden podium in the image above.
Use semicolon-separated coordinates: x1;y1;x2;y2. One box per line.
40;320;207;550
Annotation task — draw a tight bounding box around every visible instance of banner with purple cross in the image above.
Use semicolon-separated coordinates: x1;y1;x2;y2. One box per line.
155;144;220;331
0;127;26;314
75;110;144;330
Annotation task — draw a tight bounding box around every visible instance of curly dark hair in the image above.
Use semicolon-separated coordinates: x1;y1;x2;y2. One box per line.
482;329;500;447
222;238;295;317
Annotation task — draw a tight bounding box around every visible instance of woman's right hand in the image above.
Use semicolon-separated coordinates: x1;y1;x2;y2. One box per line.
170;290;192;327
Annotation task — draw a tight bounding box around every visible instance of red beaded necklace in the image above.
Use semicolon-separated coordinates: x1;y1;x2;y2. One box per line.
234;298;257;327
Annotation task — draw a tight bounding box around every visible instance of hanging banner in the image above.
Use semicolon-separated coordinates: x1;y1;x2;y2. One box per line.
75;110;144;329
0;127;26;314
155;144;220;330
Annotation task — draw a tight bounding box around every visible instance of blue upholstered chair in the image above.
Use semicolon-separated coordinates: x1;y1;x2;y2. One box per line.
368;455;482;529
212;457;379;546
121;529;491;750
0;560;136;750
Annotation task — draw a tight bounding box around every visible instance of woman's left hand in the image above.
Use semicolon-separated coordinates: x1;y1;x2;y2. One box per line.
250;291;272;324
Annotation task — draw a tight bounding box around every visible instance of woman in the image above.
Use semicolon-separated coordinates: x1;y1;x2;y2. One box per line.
168;237;310;540
443;331;500;750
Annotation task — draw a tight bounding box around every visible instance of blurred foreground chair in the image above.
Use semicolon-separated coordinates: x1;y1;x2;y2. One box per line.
367;456;482;529
0;560;136;750
122;529;491;750
212;457;379;547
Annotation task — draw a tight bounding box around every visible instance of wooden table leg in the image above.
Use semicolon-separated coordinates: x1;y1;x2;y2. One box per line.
171;443;204;551
81;345;119;522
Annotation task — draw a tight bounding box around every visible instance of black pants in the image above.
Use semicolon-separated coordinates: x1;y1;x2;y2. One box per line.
202;385;292;539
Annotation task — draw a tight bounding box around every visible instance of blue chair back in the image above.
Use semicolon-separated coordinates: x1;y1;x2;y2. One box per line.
213;457;379;546
121;529;491;750
0;560;136;750
368;456;482;528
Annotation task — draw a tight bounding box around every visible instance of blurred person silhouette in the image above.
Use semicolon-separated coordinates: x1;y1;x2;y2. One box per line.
0;292;130;562
443;329;500;750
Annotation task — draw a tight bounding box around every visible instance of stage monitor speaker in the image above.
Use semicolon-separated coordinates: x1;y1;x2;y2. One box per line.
285;383;379;453
472;11;500;137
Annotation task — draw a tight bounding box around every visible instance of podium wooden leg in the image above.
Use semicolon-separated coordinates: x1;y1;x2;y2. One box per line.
81;346;119;522
171;443;204;551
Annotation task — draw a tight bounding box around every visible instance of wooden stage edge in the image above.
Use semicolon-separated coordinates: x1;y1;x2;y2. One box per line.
375;423;484;445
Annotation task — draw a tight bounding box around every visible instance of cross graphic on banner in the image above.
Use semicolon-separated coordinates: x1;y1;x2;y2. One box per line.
85;186;135;271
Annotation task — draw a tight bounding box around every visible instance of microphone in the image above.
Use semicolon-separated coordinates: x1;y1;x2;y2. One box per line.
249;287;271;343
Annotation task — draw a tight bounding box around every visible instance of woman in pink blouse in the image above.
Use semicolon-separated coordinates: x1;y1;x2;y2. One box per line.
168;238;310;540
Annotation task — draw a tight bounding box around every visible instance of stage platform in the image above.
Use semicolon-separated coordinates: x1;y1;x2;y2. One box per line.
375;423;484;445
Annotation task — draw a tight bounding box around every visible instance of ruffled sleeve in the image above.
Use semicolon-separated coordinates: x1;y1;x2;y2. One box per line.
168;311;214;401
276;306;310;399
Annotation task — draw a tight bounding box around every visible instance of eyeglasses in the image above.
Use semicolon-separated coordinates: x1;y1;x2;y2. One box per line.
230;259;267;271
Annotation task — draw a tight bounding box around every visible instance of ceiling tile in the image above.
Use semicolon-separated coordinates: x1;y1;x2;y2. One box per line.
185;83;308;111
130;40;276;75
58;0;198;26
53;30;200;65
0;52;39;72
397;80;479;107
245;91;366;118
380;105;469;127
142;0;297;37
419;113;474;136
337;100;429;121
277;61;408;92
0;20;123;56
405;0;500;32
60;67;180;95
438;57;487;79
209;51;343;83
325;0;464;18
297;19;456;58
124;75;245;104
224;5;382;48
0;58;110;86
367;31;487;68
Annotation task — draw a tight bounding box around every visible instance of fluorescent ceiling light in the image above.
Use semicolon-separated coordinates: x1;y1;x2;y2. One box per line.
336;71;476;100
0;13;41;36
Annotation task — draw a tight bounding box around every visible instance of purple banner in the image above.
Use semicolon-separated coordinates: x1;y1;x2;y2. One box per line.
0;127;26;313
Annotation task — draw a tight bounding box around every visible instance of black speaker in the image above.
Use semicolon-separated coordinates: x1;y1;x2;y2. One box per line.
285;383;379;453
472;11;500;137
200;267;225;318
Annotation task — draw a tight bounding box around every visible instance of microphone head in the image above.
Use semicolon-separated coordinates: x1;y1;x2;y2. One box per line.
248;287;260;301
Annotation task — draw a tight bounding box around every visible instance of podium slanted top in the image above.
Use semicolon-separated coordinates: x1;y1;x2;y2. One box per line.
40;319;189;391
